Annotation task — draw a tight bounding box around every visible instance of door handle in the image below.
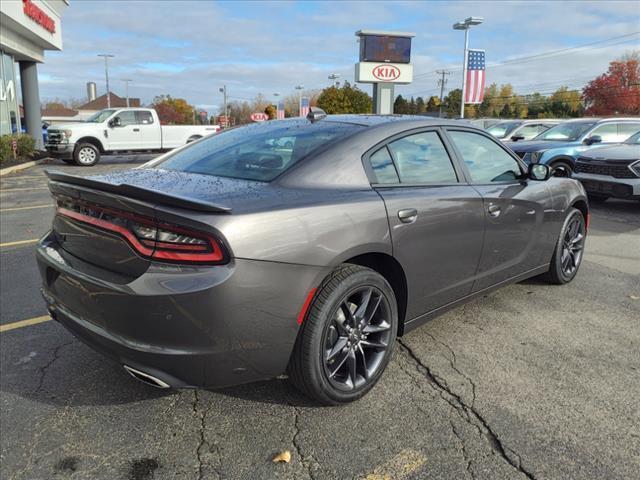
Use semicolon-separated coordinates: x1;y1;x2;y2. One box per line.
398;208;418;223
133;128;140;132
487;204;501;218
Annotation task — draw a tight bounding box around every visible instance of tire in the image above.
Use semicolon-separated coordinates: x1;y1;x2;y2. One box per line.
288;264;398;405
544;208;586;285
550;160;573;177
588;194;608;203
73;143;100;166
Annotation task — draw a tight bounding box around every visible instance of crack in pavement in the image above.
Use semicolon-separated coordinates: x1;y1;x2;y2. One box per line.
291;405;315;480
398;339;538;480
193;390;221;480
450;419;475;480
33;339;75;395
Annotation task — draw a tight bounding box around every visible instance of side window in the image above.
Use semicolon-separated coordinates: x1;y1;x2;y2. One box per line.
449;130;523;183
517;124;541;140
136;110;154;125
369;146;399;184
590;123;618;142
387;131;458;183
618;123;640;141
116;111;137;126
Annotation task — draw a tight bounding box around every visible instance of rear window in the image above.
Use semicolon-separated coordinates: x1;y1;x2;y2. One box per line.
157;120;363;182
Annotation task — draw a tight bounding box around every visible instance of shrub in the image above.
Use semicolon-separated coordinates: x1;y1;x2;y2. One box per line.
0;134;35;163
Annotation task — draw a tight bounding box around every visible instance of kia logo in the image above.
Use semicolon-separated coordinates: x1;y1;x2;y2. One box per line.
372;65;401;81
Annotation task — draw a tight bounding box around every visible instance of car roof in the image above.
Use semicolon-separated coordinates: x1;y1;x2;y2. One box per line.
304;114;464;128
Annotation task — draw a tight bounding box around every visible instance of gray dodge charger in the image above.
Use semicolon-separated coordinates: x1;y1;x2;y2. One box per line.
36;111;589;404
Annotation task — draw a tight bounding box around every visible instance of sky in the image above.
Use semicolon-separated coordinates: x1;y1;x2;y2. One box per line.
38;0;640;114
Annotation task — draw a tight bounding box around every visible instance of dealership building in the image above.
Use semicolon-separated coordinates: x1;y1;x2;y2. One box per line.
1;0;67;148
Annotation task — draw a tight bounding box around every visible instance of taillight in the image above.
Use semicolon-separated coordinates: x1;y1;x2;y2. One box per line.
56;198;227;265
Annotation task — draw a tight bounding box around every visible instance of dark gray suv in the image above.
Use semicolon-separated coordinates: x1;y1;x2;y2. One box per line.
37;113;589;404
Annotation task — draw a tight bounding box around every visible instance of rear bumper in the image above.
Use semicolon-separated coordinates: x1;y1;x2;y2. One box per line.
572;173;640;199
36;232;328;389
45;143;75;159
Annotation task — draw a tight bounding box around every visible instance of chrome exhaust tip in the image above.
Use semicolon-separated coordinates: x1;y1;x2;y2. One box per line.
123;365;171;389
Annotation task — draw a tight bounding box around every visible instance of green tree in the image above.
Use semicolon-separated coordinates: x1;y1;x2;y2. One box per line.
443;89;462;117
394;95;410;114
316;82;372;114
415;96;426;113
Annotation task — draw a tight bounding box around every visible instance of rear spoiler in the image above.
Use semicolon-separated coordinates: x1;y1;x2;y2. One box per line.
45;170;232;213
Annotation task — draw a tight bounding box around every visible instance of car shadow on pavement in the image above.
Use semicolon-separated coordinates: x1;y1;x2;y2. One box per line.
1;326;315;408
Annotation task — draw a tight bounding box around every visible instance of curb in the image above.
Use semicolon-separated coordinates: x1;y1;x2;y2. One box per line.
0;158;53;177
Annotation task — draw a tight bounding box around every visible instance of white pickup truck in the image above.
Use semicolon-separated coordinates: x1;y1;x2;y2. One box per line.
45;107;219;166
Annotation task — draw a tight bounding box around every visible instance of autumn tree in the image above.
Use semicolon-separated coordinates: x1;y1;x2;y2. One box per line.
583;53;640;115
151;95;196;124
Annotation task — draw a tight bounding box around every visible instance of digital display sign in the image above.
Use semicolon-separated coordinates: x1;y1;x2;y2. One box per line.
359;35;411;64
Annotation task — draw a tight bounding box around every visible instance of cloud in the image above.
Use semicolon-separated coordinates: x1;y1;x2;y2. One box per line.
38;0;640;113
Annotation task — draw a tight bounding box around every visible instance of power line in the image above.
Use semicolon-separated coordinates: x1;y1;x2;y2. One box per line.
413;31;640;79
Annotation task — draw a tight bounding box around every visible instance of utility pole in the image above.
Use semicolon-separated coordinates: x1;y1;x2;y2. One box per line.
122;79;132;107
97;54;114;107
436;70;450;117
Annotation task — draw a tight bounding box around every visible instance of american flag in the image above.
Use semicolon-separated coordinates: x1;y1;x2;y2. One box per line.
465;49;486;104
277;100;285;120
300;97;309;117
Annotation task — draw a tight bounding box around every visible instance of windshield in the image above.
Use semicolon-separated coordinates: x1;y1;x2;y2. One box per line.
624;131;640;144
534;121;596;141
156;120;364;182
86;109;117;123
486;121;521;139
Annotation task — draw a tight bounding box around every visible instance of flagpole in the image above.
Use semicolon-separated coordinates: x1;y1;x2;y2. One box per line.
460;27;469;119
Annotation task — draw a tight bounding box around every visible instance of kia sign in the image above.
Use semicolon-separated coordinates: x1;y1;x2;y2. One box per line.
373;65;400;81
355;62;413;84
250;112;269;122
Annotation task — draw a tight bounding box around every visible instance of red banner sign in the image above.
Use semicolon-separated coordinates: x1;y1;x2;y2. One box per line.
23;0;56;34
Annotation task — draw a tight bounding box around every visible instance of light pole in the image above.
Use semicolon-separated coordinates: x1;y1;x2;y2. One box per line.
453;17;483;119
218;86;227;126
295;85;304;115
328;73;341;87
122;79;132;107
97;54;114;108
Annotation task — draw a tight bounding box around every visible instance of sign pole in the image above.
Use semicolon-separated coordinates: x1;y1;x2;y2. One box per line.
460;28;469;119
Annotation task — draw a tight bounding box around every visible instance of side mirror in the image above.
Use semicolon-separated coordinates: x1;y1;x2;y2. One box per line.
583;135;602;145
510;134;525;141
109;117;122;128
528;163;551;181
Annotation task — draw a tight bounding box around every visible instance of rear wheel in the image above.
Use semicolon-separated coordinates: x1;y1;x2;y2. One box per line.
288;265;398;405
74;143;100;166
544;208;586;284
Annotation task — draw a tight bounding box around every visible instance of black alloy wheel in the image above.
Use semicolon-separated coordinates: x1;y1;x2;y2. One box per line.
322;286;392;391
560;215;585;278
288;265;398;405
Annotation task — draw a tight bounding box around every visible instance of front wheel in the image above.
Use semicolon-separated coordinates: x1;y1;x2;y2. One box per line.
288;265;398;405
550;160;573;177
73;143;100;166
544;208;586;284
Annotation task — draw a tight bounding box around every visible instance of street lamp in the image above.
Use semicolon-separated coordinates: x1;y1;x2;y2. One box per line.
97;54;114;107
122;79;132;107
295;85;304;115
452;16;483;119
218;86;227;126
328;73;341;87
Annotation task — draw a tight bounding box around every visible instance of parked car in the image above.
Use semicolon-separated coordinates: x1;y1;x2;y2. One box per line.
37;111;589;404
572;130;640;202
509;117;640;176
45;108;220;166
468;118;502;129
487;119;561;142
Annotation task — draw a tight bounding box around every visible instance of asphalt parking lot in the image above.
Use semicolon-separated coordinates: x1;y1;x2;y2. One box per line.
1;156;638;480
